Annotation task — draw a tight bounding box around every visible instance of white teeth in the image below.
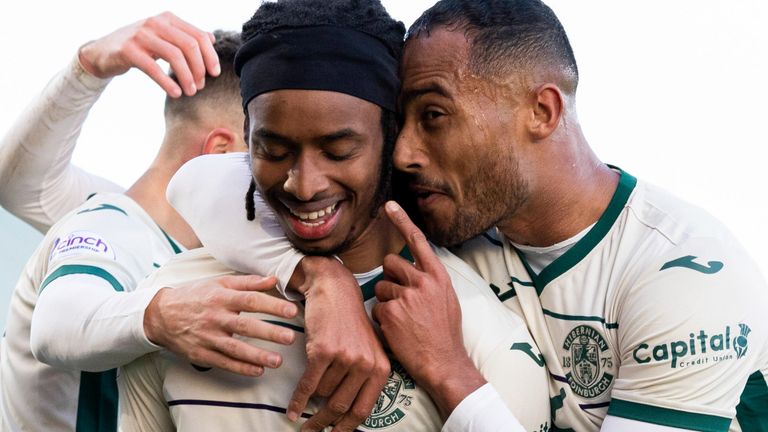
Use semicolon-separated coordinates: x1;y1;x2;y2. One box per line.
288;203;337;221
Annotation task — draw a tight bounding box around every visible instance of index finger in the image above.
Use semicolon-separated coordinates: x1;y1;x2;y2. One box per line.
167;14;220;77
384;201;440;273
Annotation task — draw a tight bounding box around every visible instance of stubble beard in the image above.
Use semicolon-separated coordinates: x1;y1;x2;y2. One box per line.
427;155;528;247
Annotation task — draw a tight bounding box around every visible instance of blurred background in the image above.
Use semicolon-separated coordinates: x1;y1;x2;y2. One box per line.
1;0;767;327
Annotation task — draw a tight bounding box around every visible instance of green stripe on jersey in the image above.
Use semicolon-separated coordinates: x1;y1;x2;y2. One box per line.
76;369;118;432
736;370;768;431
524;168;636;294
40;265;124;293
608;399;731;431
160;229;183;254
542;308;619;329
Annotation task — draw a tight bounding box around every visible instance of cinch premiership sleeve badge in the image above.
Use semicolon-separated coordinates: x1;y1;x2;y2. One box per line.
49;231;117;263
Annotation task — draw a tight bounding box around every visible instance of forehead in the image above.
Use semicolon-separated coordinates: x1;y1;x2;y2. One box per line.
247;90;381;135
400;28;472;95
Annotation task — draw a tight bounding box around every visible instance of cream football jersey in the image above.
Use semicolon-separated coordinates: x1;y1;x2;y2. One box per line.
118;247;552;432
1;193;183;432
454;169;768;431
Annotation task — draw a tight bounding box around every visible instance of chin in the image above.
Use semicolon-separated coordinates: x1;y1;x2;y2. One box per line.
289;236;349;257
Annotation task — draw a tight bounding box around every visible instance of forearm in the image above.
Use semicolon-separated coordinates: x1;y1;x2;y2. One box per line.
30;274;160;371
0;55;121;232
168;153;304;297
419;355;487;420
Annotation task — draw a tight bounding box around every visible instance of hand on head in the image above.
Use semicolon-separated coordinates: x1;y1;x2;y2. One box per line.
78;11;220;97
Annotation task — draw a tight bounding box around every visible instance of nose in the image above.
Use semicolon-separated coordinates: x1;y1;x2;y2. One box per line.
394;122;428;174
283;153;330;201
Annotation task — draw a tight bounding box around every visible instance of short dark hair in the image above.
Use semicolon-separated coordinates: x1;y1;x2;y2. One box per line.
408;0;579;94
164;30;242;122
241;0;405;59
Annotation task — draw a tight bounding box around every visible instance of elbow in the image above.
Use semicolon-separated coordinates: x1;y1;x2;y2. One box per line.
29;319;63;368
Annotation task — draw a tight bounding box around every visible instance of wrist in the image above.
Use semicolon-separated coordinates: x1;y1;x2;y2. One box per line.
293;256;350;296
419;354;486;420
77;41;101;78
142;288;167;346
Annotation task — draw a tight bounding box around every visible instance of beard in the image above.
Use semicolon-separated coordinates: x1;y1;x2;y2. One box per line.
414;154;528;247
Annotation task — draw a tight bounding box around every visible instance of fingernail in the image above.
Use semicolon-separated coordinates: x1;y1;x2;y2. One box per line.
213;63;221;76
286;410;298;422
385;201;400;212
268;354;281;368
198;77;205;89
189;83;197;95
170;86;182;98
284;304;297;317
282;331;294;344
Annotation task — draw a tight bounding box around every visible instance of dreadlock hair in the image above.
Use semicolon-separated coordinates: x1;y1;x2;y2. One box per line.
164;30;242;123
242;0;405;221
408;0;579;95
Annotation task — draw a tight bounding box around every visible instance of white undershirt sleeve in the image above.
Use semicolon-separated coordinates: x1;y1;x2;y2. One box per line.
442;383;525;432
0;55;123;233
167;153;304;299
30;273;160;371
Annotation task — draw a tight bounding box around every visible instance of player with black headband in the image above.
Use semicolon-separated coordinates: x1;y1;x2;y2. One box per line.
117;1;550;431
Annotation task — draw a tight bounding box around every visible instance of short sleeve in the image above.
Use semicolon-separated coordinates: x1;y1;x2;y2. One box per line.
609;236;768;430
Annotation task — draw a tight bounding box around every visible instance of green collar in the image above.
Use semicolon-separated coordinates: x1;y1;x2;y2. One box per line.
359;245;413;301
517;167;637;294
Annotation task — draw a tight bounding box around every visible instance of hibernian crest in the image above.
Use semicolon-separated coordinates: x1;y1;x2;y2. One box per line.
562;325;614;399
363;362;415;429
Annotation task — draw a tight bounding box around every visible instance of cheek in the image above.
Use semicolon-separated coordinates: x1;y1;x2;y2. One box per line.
252;161;286;191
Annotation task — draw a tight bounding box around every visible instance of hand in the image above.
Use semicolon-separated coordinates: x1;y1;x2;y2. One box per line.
372;201;485;418
288;256;390;432
78;11;219;97
143;275;298;376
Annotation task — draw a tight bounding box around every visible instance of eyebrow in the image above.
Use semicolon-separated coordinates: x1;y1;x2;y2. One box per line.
399;83;451;108
252;127;364;146
252;128;298;147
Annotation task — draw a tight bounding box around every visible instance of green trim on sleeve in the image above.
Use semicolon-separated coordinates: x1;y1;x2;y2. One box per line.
608;399;731;432
40;265;124;293
159;229;183;254
736;370;768;431
76;369;118;432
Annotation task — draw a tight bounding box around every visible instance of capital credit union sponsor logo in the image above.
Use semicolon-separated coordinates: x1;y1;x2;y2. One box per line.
49;231;116;263
632;323;751;368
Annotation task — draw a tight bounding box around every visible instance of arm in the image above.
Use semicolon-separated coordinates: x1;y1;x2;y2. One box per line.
604;237;768;430
168;153;391;431
0;12;218;233
0;57;121;232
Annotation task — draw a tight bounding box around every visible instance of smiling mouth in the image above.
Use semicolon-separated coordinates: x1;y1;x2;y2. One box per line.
286;203;338;227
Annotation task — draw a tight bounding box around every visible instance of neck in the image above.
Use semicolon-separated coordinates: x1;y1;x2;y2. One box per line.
336;208;405;274
497;137;619;247
124;141;202;250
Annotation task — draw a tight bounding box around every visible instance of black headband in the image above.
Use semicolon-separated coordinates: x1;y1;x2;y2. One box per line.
234;26;399;112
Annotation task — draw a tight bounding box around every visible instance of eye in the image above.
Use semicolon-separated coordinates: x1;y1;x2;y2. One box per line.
323;151;353;162
254;144;290;161
421;106;446;124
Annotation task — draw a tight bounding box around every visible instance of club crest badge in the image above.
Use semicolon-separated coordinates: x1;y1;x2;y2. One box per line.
562;325;614;399
364;362;415;429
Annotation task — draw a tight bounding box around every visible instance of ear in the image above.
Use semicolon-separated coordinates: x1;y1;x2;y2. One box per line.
202;128;241;154
529;84;564;140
